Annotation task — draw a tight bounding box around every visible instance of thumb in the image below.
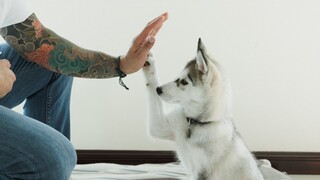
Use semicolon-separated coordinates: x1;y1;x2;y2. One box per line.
0;60;11;68
137;36;155;57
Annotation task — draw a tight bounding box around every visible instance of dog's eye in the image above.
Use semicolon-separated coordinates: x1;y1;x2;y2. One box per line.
180;79;188;85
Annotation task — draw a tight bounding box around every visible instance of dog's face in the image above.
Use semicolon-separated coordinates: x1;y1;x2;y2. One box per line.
156;39;224;111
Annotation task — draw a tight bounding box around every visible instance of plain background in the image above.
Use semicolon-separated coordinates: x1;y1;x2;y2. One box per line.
2;0;320;153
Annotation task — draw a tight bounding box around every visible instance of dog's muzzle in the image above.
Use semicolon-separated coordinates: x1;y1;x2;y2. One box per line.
156;87;163;95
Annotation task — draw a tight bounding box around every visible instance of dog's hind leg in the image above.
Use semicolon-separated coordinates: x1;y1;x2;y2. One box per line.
142;54;174;140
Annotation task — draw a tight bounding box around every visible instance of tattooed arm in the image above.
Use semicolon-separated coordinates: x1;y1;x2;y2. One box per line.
0;13;168;78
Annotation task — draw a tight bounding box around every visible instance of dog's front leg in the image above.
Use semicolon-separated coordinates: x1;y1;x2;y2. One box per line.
142;54;173;140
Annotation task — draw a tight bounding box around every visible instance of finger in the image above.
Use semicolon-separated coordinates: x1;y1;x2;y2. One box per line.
0;59;11;68
146;12;168;26
136;36;156;60
134;13;167;46
127;36;145;54
130;13;168;54
133;25;158;47
150;24;163;37
130;21;162;53
144;15;166;37
8;69;16;82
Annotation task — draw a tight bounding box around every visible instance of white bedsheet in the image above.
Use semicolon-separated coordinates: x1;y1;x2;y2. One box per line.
71;160;291;180
71;163;185;180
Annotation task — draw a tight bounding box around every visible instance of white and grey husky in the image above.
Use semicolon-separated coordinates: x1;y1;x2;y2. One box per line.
142;38;264;180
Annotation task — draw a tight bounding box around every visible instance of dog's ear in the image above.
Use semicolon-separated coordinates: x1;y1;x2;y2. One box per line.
196;38;208;74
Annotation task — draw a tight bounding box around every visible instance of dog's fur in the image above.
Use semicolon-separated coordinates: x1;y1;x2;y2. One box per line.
142;39;264;180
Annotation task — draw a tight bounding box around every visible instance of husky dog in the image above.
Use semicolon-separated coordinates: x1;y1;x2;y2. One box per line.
142;38;264;180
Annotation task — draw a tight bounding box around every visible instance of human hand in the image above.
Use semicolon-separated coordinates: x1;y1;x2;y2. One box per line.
0;60;16;98
120;12;169;74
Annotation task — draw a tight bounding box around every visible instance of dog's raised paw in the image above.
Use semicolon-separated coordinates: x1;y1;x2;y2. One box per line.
144;61;151;67
142;55;156;80
143;55;155;70
147;52;153;58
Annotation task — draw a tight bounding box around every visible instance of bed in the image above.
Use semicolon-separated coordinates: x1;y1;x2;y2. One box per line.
71;160;290;180
71;150;320;180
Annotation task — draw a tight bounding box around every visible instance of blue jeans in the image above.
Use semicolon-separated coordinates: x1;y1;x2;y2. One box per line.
0;43;76;179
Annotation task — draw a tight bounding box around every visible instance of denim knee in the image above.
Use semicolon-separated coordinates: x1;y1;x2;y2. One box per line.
20;131;77;180
40;138;77;180
0;140;76;180
0;105;77;180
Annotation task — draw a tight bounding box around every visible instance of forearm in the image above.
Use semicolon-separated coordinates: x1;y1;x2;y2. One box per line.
0;13;119;78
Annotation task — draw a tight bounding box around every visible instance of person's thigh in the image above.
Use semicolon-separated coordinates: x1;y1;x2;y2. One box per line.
0;43;73;138
0;43;49;108
0;105;77;180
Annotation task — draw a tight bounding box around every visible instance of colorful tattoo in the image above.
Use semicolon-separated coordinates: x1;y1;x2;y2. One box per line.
0;13;119;78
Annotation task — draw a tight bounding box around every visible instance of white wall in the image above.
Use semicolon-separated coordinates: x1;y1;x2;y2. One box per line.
2;0;320;151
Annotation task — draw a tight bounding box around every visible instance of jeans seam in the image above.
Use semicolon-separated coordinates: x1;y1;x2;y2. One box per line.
46;84;52;126
15;66;43;79
15;65;53;127
0;145;40;179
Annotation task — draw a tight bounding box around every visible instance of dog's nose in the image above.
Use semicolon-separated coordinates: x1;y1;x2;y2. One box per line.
156;87;163;95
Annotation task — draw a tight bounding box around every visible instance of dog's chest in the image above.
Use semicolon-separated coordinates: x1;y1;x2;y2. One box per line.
173;118;212;143
173;119;215;160
186;117;214;139
171;117;234;176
